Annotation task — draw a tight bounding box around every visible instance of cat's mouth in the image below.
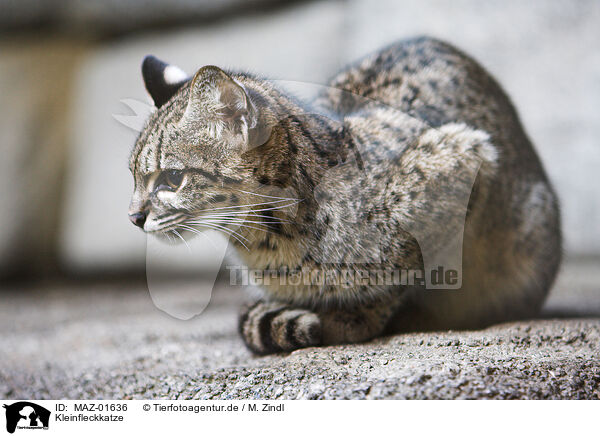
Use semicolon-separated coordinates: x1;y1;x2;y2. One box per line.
143;210;257;249
144;214;189;234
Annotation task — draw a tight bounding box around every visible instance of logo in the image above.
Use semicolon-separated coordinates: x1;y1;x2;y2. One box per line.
3;402;50;434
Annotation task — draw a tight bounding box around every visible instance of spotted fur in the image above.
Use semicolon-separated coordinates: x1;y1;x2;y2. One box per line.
129;37;561;354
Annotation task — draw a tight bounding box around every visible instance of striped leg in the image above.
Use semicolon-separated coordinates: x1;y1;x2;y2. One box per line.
239;301;322;354
239;297;400;354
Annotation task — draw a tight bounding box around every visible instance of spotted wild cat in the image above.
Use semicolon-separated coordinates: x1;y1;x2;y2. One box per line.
128;37;561;354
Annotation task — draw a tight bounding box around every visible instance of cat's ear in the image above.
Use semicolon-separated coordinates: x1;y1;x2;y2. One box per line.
142;55;189;108
182;65;257;139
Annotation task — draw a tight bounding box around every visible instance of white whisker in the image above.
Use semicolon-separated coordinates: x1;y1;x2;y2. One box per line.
200;219;276;234
171;229;191;252
181;225;220;251
197;221;249;241
234;189;301;201
184;221;249;250
199;213;291;223
197;201;301;217
193;217;273;226
191;199;295;214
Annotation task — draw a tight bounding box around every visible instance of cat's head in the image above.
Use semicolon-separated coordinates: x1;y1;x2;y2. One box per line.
128;56;269;237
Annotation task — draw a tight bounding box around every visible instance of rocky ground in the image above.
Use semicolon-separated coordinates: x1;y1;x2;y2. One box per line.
1;258;599;400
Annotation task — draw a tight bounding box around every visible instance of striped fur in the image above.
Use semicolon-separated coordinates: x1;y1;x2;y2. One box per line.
129;37;561;354
239;301;321;354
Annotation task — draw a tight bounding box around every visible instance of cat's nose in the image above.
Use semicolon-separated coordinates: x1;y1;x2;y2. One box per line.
129;211;147;228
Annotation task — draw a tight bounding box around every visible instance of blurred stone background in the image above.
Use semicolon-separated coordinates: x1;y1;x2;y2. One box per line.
1;0;599;279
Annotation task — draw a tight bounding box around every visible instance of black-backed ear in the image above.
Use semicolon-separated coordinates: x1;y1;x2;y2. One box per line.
181;65;257;138
141;55;190;108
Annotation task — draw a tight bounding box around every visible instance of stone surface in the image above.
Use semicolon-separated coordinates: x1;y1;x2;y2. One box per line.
1;258;598;399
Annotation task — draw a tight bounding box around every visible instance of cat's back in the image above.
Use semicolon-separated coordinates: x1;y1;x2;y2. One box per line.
318;36;554;195
320;37;518;135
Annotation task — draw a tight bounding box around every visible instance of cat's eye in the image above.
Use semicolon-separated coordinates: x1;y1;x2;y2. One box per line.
155;169;184;192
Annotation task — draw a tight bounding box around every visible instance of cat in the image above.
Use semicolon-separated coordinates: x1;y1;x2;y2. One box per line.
128;36;561;354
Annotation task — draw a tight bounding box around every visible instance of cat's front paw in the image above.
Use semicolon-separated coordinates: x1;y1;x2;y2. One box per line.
239;301;322;354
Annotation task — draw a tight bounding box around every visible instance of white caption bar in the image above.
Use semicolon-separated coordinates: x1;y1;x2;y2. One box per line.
0;399;595;436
